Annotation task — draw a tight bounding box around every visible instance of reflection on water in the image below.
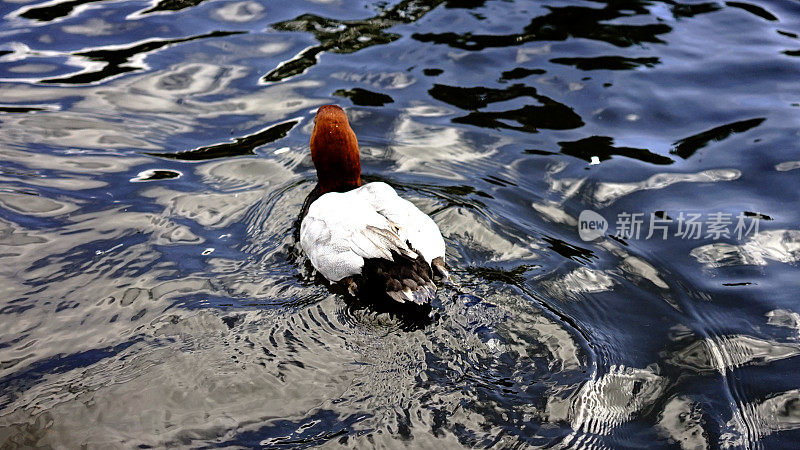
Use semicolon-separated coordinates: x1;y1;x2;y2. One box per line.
669;334;800;374
656;395;709;449
593;169;741;206
548;365;665;437
2;0;800;447
691;229;800;267
264;0;447;82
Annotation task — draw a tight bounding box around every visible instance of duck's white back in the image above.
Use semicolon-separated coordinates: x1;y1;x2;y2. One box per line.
299;182;445;282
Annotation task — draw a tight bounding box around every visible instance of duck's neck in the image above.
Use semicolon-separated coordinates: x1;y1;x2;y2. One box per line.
310;109;362;194
318;177;362;194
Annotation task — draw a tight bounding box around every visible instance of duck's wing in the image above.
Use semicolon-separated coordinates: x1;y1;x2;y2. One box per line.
359;182;446;266
299;191;417;283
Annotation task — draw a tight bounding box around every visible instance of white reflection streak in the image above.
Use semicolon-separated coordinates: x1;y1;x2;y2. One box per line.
656;396;709;450
721;389;800;448
331;71;416;90
593;169;741;206
542;267;616;301
670;334;800;374
212;1;265;23
690;229;800;268
766;309;800;338
775;161;800;172
389;115;499;179
552;365;665;446
0;64;324;150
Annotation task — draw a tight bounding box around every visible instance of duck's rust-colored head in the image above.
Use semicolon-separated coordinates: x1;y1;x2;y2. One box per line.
310;105;362;194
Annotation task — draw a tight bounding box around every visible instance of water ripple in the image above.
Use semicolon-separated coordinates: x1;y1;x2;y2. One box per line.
1;0;800;447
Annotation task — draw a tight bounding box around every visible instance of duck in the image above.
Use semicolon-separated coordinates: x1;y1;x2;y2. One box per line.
299;105;447;305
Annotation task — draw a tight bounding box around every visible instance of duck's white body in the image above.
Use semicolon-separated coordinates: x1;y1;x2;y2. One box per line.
300;182;445;283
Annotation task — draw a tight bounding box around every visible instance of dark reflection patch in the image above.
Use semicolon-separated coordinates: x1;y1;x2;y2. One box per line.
143;0;206;14
413;4;674;50
542;236;596;263
333;88;394;106
550;56;660;71
524;149;558;157
553;135;673;165
725;1;778;21
671;2;721;18
442;0;488;8
671;117;766;159
146;120;298;161
500;67;545;81
429;83;583;132
264;1;446;82
466;265;535;286
0;106;49;113
19;0;109;22
423;68;443;76
743;211;773;220
41;30;244;85
430;83;537;110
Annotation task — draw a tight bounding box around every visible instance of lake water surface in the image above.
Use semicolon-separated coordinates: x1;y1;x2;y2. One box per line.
2;0;800;448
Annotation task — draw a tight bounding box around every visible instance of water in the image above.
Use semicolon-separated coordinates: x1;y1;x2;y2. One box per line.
1;0;800;447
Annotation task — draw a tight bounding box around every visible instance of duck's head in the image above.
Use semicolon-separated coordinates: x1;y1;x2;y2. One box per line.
310;105;362;194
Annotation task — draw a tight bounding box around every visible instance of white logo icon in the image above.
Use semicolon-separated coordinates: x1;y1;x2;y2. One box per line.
578;210;607;241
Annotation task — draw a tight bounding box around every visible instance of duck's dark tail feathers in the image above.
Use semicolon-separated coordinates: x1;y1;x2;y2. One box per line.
359;250;436;306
